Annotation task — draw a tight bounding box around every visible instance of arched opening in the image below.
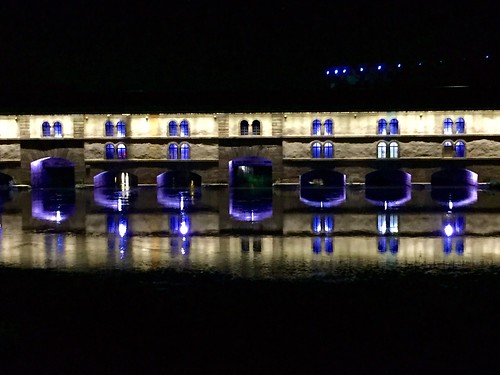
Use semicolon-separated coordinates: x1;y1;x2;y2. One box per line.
94;170;139;189
299;169;346;207
169;120;178;136
228;156;272;189
442;140;454;157
431;168;478;188
444;118;453;134
105;143;115;159
42;121;51;137
312;119;321;135
180;120;189;137
312;141;322;158
116;121;126;137
251;120;261;135
324;119;333;135
180;143;190;160
455;140;466;157
377;141;387;158
32;189;76;222
31;157;75;189
324;141;334;158
377;119;387;135
389;119;399;135
456;118;465;134
365;169;412;188
0;172;14;189
157;170;202;189
53;121;63;137
116;143;127;159
240;120;249;135
105;120;114;136
168;143;178;159
389;141;399;158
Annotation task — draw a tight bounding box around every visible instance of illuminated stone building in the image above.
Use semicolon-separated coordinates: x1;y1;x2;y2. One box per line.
0;108;500;187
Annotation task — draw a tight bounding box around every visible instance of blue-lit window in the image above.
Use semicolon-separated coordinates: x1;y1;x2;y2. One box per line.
312;237;322;254
105;144;115;159
252;120;261;135
168;143;178;159
455;141;466;157
312;215;322;233
324;238;333;253
53;121;62;137
312;142;322;158
324;216;334;233
389;214;398;234
456;118;465;134
180;120;189;137
324;119;333;135
42;121;51;137
324;141;333;158
377;119;387;135
105;120;114;136
180;143;190;160
443;140;454;157
377;141;387;158
389;119;399;135
240;120;249;135
444;118;453;135
116;121;126;137
312;119;321;135
389;141;399;158
377;214;387;235
169;121;178;136
117;143;127;159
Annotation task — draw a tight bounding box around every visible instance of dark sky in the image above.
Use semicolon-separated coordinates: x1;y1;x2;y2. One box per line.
0;0;499;93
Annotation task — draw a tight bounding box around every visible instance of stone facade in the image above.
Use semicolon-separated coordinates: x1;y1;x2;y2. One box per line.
0;110;499;185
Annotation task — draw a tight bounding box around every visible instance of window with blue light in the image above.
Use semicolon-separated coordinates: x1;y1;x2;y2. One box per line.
324;141;333;158
377;119;387;135
252;120;261;135
312;119;321;135
116;121;126;137
312;142;322;158
377;214;387;235
389;119;399;135
456;118;465;134
324;119;333;135
169;121;178;136
377;141;387;158
180;143;190;160
324;238;333;254
455;141;466;157
444;118;453;135
168;143;178;159
53;121;62;137
117;143;127;159
105;143;115;159
105;120;114;136
240;120;249;135
42;121;51;137
180;120;189;137
389;141;399;158
312;237;322;254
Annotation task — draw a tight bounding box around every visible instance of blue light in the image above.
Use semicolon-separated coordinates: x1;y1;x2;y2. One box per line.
334;69;339;75
377;65;382;70
397;63;401;68
418;61;422;66
326;70;330;75
486;55;490;59
342;68;347;74
359;67;364;72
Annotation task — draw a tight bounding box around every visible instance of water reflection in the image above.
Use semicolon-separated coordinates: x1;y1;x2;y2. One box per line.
300;187;346;208
365;186;411;208
431;186;478;209
0;187;500;278
157;188;200;210
32;189;75;223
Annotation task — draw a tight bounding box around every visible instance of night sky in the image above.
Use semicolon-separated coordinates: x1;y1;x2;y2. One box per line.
0;0;499;94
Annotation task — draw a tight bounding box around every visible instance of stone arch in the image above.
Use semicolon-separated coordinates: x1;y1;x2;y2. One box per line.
431;168;478;187
94;170;139;189
229;156;272;189
365;168;411;188
157;170;202;189
31;157;75;189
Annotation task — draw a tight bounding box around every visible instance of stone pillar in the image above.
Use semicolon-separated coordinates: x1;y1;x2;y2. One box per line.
272;113;284;136
217;113;229;137
17;116;30;139
73;114;85;138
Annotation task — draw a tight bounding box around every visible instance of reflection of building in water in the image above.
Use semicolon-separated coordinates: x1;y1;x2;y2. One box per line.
377;212;399;254
169;214;191;255
107;214;129;258
442;214;465;255
241;237;262;252
311;214;334;254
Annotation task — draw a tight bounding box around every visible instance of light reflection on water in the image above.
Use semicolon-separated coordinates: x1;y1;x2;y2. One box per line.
1;186;500;279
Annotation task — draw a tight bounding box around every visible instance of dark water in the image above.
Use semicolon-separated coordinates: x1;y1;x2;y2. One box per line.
1;185;499;278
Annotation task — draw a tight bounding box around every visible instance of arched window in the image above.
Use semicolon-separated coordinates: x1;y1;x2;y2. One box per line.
324;119;333;136
389;119;399;135
377;213;387;234
168;143;178;159
116;143;127;159
312;119;321;136
180;143;190;160
240;120;249;135
169;121;178;136
42;121;51;137
389;141;399;158
105;144;115;159
456;118;465;134
252;120;261;135
312;142;322;158
105;120;114;136
377;119;387;135
455;141;466;157
324;141;334;158
116;121;126;137
444;118;453;135
180;120;189;137
377;141;387;158
53;121;62;137
443;140;454;157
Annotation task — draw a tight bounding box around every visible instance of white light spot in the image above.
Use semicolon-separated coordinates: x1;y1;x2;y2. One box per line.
444;224;454;237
